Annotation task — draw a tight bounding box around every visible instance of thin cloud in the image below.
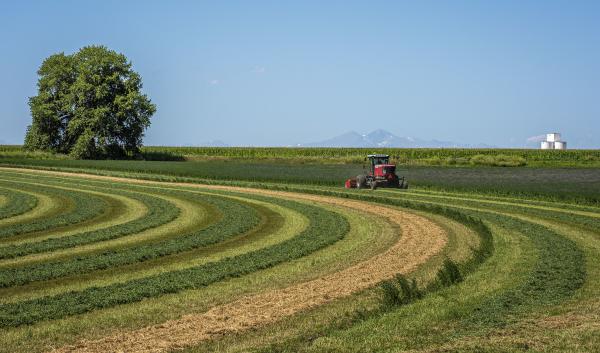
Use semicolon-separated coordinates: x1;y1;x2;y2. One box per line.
208;79;220;85
526;134;546;143
251;66;266;74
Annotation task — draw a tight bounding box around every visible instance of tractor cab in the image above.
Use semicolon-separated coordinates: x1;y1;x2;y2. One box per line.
367;154;395;177
344;154;408;190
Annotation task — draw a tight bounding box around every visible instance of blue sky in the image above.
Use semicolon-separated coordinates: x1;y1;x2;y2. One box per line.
1;1;598;148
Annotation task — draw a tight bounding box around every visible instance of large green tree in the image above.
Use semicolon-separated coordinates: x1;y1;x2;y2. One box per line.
24;46;156;158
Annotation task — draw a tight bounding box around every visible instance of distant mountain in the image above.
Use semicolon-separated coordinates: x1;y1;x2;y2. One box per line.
299;129;491;148
189;140;229;147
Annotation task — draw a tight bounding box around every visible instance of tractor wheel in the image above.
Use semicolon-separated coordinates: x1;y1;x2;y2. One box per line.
356;175;366;189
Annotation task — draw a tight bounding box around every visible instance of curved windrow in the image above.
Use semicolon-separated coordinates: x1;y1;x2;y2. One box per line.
0;187;38;221
0;168;493;353
0;187;350;327
0;180;108;239
0;192;306;304
233;186;592;353
0;191;260;287
0;190;180;259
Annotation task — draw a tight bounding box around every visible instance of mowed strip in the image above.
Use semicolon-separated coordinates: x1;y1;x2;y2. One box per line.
393;189;600;218
0;178;131;244
0;168;446;352
0;181;107;240
268;190;588;353
403;188;600;213
0;196;391;353
186;210;481;353
371;189;600;232
0;193;304;304
0;191;146;249
0;191;182;264
429;215;600;352
0;193;342;327
0;188;37;221
0;186;62;228
47;179;447;353
0;191;216;276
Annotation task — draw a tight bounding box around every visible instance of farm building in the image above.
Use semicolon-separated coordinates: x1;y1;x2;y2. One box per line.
541;133;567;150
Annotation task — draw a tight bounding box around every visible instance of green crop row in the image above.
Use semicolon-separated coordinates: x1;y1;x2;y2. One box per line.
0;191;259;287
383;190;600;233
139;146;600;163
0;188;38;221
0;181;108;238
2;159;599;205
0;146;21;153
0;194;349;327
0;190;180;259
462;213;585;328
0;164;596;352
3;144;600;166
235;188;590;353
171;177;589;325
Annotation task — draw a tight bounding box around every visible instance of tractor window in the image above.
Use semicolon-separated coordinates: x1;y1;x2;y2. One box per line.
373;157;388;165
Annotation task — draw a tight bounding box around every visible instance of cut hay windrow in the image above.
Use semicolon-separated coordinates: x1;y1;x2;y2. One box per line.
0;186;63;228
396;189;600;216
0;193;349;327
404;188;600;213
258;186;587;323
0;181;108;239
385;190;600;232
0;191;148;249
0;191;179;259
14;201;397;351
0;167;596;353
0;196;304;304
0;198;219;277
0;188;38;221
0;192;260;287
224;190;586;353
55;195;448;353
259;201;590;353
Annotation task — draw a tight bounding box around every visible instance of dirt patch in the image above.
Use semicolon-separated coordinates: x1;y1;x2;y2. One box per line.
0;168;447;353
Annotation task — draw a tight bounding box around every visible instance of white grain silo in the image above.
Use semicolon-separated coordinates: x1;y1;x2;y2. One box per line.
541;141;554;150
540;132;567;150
547;133;561;142
554;141;567;150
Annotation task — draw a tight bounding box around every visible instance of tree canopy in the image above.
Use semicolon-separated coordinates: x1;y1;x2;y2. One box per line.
24;46;156;159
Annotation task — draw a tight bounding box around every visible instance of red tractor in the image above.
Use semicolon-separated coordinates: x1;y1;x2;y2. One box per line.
345;154;408;190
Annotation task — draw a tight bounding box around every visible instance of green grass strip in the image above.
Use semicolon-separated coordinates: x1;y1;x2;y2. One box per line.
241;201;584;353
0;197;349;327
0;195;292;304
335;190;586;328
404;188;600;213
289;197;585;352
460;212;586;327
206;185;583;332
0;192;258;287
0;181;107;239
0;191;178;259
387;191;600;233
0;188;37;221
